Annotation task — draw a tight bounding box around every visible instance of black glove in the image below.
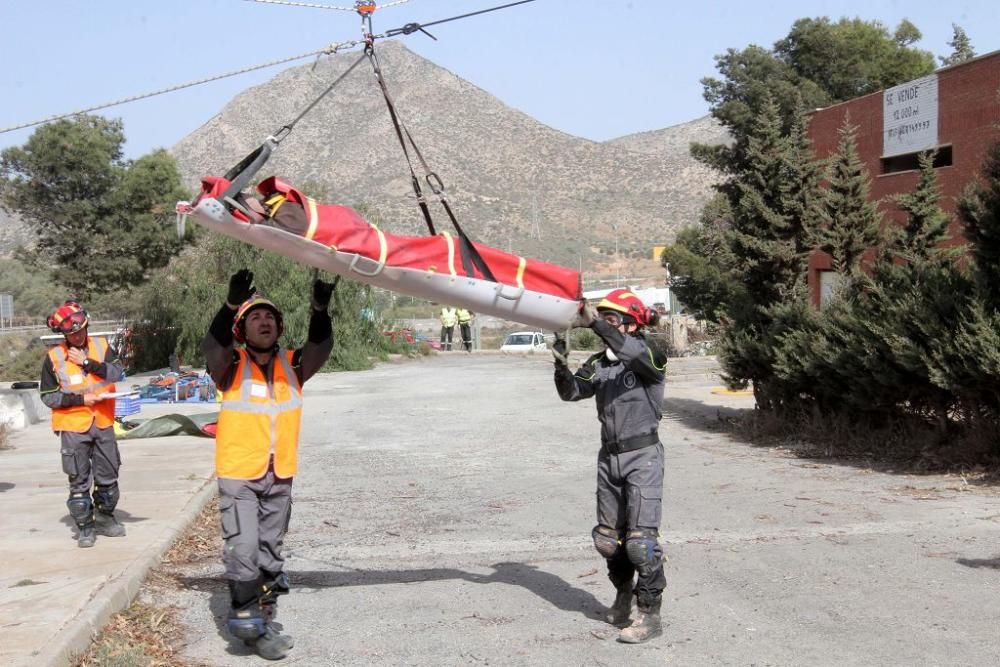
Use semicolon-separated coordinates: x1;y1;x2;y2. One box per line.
552;332;568;366
570;302;598;329
312;276;338;311
227;269;255;307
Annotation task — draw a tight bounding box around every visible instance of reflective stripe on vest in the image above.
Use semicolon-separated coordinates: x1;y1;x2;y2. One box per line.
440;308;457;327
215;349;303;480
49;338;117;433
456;309;472;324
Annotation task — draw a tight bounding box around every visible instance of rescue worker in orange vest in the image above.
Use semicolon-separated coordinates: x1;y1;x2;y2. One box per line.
202;269;334;661
39;301;127;548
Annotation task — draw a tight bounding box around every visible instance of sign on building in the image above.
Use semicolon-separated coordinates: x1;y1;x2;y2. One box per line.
0;294;13;328
883;74;939;157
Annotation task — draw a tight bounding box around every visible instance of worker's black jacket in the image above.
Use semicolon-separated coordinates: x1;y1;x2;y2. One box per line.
555;320;666;451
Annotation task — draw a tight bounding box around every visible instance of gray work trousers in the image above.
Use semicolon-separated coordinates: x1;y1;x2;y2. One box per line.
596;442;666;604
218;470;293;584
59;424;121;494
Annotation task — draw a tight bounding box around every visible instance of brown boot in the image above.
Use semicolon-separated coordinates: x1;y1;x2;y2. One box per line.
618;598;662;644
605;582;634;626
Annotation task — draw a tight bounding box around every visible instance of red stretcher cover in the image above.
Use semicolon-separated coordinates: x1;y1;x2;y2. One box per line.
181;176;583;331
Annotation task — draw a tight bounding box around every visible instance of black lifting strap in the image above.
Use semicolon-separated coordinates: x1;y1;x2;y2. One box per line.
365;44;498;283
220;52;368;206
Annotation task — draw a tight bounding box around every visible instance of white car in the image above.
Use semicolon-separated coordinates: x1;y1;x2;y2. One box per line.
500;331;548;354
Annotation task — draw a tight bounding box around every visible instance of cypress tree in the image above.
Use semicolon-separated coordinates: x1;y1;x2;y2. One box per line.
814;117;884;275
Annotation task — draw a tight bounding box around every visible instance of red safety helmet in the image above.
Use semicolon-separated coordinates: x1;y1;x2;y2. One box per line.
232;295;284;344
597;289;659;328
47;301;89;335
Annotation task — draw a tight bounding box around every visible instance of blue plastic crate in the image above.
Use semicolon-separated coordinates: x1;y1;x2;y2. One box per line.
114;395;141;417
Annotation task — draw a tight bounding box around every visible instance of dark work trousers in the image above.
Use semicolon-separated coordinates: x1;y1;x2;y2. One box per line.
60;424;121;494
596;442;666;603
459;323;472;352
218;470;293;585
440;325;454;351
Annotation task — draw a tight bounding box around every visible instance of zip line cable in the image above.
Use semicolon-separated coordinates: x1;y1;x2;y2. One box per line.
384;0;537;37
0;43;361;136
1;0;538;136
241;0;411;10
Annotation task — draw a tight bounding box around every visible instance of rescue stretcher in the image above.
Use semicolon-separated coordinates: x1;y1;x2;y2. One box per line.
178;175;583;331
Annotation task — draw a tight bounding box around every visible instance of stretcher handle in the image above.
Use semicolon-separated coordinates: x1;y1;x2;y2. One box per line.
493;283;525;301
348;253;386;277
220;139;276;205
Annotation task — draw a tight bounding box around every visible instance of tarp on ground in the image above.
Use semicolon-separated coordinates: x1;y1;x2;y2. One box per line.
117;412;218;440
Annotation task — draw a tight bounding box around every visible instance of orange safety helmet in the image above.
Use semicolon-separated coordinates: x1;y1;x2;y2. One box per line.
597;289;659;328
232;295;284;344
47;301;90;335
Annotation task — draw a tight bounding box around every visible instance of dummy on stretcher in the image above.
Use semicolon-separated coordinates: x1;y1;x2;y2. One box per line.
184;175;583;331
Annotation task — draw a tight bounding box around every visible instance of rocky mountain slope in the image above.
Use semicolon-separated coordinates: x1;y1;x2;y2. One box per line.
171;41;726;273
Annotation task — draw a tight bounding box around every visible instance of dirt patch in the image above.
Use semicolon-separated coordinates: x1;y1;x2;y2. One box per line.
72;498;221;667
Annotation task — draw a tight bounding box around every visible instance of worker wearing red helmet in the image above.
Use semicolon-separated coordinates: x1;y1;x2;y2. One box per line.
202;269;335;661
553;288;667;644
39;301;127;548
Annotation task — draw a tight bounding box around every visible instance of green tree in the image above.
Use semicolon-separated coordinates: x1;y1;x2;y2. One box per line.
694;17;935;175
940;24;976;67
958;139;1000;309
891;152;952;259
0;116;190;297
813;118;884;275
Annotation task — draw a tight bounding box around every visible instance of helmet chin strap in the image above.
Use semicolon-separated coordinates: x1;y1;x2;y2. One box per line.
246;341;278;355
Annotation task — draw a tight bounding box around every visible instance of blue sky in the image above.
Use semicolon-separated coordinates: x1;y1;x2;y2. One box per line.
1;0;996;158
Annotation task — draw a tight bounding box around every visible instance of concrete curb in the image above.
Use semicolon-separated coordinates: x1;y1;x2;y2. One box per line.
36;476;218;667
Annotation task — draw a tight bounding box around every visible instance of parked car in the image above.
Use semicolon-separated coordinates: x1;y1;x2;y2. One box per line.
500;331;547;354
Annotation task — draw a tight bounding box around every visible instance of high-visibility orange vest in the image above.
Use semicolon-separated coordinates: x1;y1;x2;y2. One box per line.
48;338;117;433
215;349;303;480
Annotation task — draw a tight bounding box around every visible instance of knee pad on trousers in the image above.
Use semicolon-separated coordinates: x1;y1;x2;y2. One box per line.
625;528;660;576
227;602;266;640
592;525;623;560
67;493;94;526
93;483;120;513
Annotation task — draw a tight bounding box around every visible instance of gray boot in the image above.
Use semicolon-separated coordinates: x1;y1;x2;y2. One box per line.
252;625;294;660
77;524;96;548
618;598;662;644
95;511;126;537
605;582;634;626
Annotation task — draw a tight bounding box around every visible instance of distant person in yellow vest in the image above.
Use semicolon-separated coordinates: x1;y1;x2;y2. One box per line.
202;269;334;661
456;308;474;353
439;305;457;351
39;301;127;548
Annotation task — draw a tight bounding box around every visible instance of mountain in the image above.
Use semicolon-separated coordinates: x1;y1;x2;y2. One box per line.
170;41;726;277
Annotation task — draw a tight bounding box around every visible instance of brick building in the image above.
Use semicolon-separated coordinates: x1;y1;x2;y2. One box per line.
806;49;1000;306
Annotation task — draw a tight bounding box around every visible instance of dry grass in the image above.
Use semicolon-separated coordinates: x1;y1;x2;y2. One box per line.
731;407;1000;478
72;497;221;667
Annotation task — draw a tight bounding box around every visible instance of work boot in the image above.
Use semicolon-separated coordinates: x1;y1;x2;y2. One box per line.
95;512;127;537
251;625;294;660
618;598;662;644
77;524;97;548
605;583;634;626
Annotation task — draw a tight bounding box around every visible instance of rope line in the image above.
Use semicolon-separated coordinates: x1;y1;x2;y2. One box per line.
0;43;359;135
385;0;537;36
240;0;410;11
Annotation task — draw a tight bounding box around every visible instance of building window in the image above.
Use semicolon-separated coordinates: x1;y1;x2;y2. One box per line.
819;270;842;308
880;145;952;175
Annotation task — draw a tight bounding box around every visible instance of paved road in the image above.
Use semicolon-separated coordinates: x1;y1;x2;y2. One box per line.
156;354;999;666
